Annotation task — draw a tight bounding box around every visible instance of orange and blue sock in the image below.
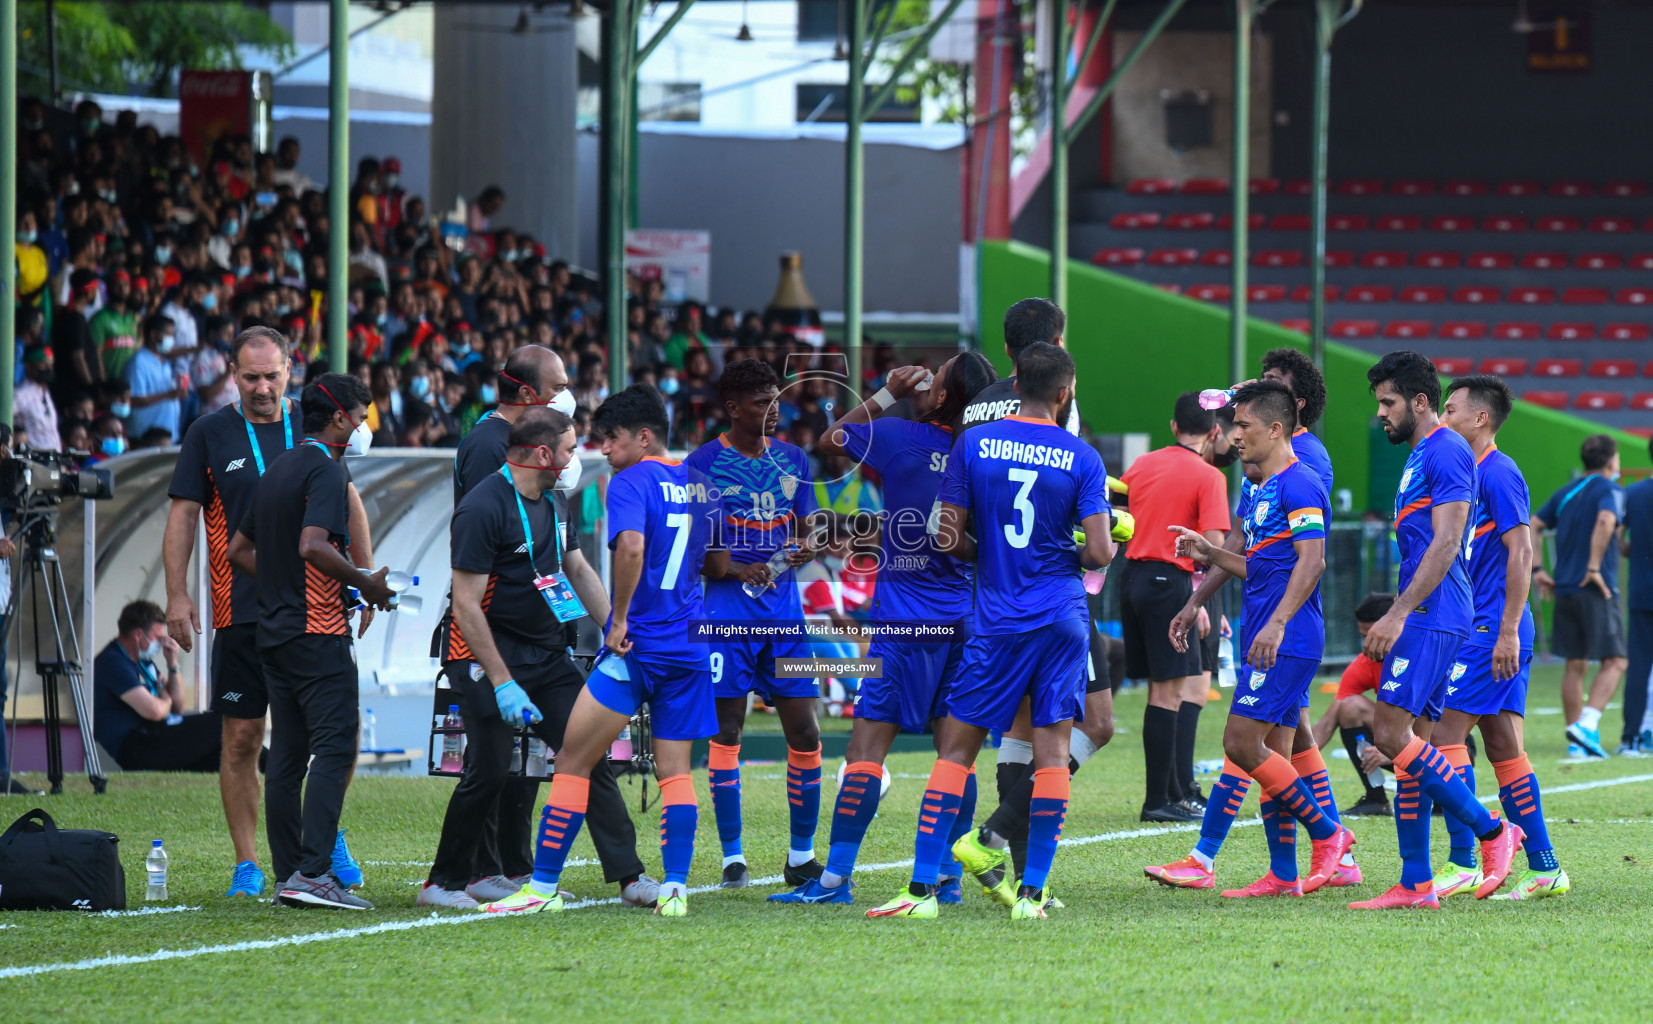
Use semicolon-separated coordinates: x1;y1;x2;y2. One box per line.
939;766;977;879
1194;759;1253;864
1260;798;1298;881
1438;744;1478;869
911;759;969;886
658;773;697;886
708;741;743;860
531;774;589;889
786;745;823;862
1495;754;1558;872
1394;769;1433;887
1250;752;1336;841
824;760;883;884
1394;735;1499;839
1022;767;1069;892
1290;747;1342;826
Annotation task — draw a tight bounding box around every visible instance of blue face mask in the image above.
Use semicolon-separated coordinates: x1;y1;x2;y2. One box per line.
659;376;680;396
235;265;251;279
479;384;498;405
16;230;36;245
154;245;172;266
101;436;127;456
200;292;218;311
111;401;132;418
283;249;303;272
223;218;239;236
410;376;431;399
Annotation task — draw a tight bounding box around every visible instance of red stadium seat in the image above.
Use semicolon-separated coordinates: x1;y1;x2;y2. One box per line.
1385;320;1433;339
1336;179;1385;196
1428;215;1476;232
1589;216;1636;233
1492;322;1541;340
1092;248;1144;266
1535;216;1582;233
1546;323;1595;341
1215;213;1266;230
1253;250;1302;267
1247;284;1288;303
1290;285;1341;303
1330;320;1379;338
1454;286;1502;304
1187;284;1231;302
1480;357;1529;376
1577;253;1624;270
1416;251;1462;269
1628;428;1653;438
1325;250;1355;268
1433;356;1476;375
1400;286;1448;304
1359;251;1409;268
1345;285;1394;303
1575;392;1625;411
1604;323;1651;341
1391;179;1436;196
1549;180;1594;197
1534;358;1583;378
1589;359;1639;379
1496;181;1542;197
1631;255;1653;271
1248;178;1280;195
1199;249;1232;266
1604;181;1648;198
1519;252;1569;270
1618;287;1653;305
1375;214;1422;232
1562;287;1610;305
1632;393;1653;411
1283;180;1312;196
1109;211;1162;230
1328;214;1368;232
1165;212;1216;230
1279;318;1311;333
1438;321;1487;340
1508;287;1555;305
1523;391;1570;409
1146;248;1199;266
1467;252;1516;270
1267;214;1312;231
1182;178;1228;194
1443;180;1489;196
1127;178;1178;195
1482;215;1527;232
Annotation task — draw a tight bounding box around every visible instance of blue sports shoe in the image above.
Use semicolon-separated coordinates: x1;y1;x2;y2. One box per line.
767;878;853;904
331;828;364;889
227;860;266;897
935;876;964;904
1566;721;1609;760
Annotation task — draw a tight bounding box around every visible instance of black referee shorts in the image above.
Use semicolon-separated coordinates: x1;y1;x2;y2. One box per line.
1121;559;1202;683
1199;585;1224;677
1552;588;1628;662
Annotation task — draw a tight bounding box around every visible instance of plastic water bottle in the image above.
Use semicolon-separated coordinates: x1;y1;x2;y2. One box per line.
611;722;634;763
362;708;378;753
1356;737;1387;790
743;545;797;599
385;571;423;613
523;709;548;776
145;840;168;901
441;704;464;772
1198;387;1235;410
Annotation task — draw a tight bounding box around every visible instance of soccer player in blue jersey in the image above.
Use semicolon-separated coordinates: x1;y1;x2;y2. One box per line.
1163;381;1355;898
1434;376;1567;900
488;385;727;917
1352;351;1522;909
869;343;1114;920
768;353;999;906
683;359;827;888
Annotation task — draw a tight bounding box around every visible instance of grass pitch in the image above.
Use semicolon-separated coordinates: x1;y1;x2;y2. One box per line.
3;663;1650;1023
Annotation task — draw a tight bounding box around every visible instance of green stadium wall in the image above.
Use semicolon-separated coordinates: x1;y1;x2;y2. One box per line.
978;240;1652;512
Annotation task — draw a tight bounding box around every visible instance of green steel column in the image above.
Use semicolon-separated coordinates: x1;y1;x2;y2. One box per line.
1049;0;1071;308
602;0;630;394
1228;0;1251;388
1307;0;1336;374
628;69;640;229
327;0;349;373
2;0;18;426
844;0;866;392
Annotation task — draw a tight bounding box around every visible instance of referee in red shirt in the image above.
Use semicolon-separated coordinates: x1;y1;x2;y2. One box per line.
1118;392;1231;822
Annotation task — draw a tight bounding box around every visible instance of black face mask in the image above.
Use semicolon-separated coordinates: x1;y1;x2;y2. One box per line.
1210;445;1238;469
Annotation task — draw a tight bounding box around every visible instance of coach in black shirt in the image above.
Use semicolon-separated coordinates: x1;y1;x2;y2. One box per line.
229;373;394;911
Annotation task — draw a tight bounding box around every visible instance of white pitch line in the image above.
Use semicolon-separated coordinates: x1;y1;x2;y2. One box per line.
97;905;202;919
4;770;1650;980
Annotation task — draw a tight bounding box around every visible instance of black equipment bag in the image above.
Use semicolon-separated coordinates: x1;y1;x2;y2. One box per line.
0;807;127;911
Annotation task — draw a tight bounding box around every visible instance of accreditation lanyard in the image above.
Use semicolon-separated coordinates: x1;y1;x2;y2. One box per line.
121;644;162;698
240;399;295;476
499;464;585;622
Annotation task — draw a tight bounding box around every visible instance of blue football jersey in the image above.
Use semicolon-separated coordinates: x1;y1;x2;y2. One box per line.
1237;459;1328;661
684;435;817;620
840;418;971;624
1467;446;1535;649
1393;424;1476;637
1241;427;1335;508
605;457;724;648
937;415;1110;634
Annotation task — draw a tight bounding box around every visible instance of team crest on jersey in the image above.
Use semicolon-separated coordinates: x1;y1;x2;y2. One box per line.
1391;657;1410;676
1398;468;1414;494
780;475;798;500
1450;662;1467;682
1249;670;1267;691
1253;500;1270;526
469;663;485;681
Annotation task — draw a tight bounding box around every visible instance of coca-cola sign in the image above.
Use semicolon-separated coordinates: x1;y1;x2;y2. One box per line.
180;70;251;162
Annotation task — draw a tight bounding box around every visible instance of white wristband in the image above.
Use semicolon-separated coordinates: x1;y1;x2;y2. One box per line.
872;387;897;411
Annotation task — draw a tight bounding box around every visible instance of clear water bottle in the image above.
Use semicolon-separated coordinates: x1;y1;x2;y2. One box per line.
440;704;464;772
1198;387;1235;410
1356;737;1387;790
385;571;423;613
743;545;797;599
509;732;523;773
362;708;377;753
145;840;168;901
524;709;548;776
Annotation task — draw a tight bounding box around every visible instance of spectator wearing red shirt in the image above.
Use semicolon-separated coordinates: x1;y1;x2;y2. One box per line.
1309;593;1397;816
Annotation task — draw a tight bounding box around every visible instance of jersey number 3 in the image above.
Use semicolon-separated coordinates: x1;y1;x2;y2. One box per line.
1004;468;1038;549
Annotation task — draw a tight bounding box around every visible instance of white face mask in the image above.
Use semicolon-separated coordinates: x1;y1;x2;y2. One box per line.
549;388;577;417
143;637;163;661
344;420;374;458
553;453;582;492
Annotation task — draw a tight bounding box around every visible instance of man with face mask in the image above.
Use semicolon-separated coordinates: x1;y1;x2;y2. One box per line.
91;601;223;772
91;270;141;379
124;313;188;442
15;346;60;453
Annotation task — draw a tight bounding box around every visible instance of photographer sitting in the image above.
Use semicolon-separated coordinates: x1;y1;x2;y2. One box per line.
91;600;222;771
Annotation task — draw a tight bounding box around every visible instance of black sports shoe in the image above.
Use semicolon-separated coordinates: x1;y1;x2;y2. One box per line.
720;862;751;888
1342;795;1392;817
1;776;43;796
1140;803;1197;824
1175;793;1207;816
782;858;825;887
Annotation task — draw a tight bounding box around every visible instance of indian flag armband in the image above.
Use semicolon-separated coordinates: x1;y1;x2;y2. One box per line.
1287;508;1325;537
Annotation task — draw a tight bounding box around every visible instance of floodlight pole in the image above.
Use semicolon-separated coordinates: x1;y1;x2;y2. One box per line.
1;0;17;426
1308;0;1361;374
1050;0;1072;308
1229;0;1254;391
327;0;349;373
845;0;866;390
602;0;635;394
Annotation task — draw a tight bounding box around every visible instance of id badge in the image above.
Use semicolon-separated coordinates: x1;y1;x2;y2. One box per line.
536;572;587;622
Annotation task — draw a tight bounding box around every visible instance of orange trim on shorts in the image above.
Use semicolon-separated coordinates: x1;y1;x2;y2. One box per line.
1438;743;1472;769
925;758;970;797
787;745;823;770
1492;754;1533;788
547;773;590;815
659;773;696;807
1031;766;1070;801
708;741;741;771
1289;747;1329;778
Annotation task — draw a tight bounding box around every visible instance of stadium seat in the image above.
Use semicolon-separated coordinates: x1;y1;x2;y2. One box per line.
1523;391;1570;410
1187;284;1231;302
1400;286;1448;304
1092;248;1144;266
1496;181;1542;197
1534;358;1584;378
1632;393;1653;411
1575;392;1625;411
1442;180;1489;196
1385;320;1433;339
1328;214;1368;231
1535;215;1582;233
1577;253;1624;270
1127;178;1178;195
1454;286;1501;304
1330;320;1379;338
1492;322;1541;340
1337;179;1385;196
1549;180;1594;197
1280;318;1311;333
1467;252;1516;269
1604;181;1648;197
1417;251;1462;269
1617;287;1653;305
1109;211;1162;230
1376;214;1422;232
1482;215;1527;232
1165;212;1215;230
1290;285;1341;302
1546;322;1595;341
1391;179;1435;196
1155;283;1183;294
1588;359;1639;379
1325;250;1355;267
1182;178;1228;194
1629;428;1653;438
1248;178;1280;195
1428;215;1476;232
1589;216;1636;233
1438;321;1487;340
1360;251;1409;268
1508;286;1555;305
1519;252;1568;270
1247;284;1288;302
1146;248;1199;266
1199;249;1232;266
1216;213;1266;230
1268;214;1311;231
1345;285;1394;303
1562;287;1610;305
1480;357;1529;376
1254;250;1302;267
1432;356;1476;375
1630;255;1653;271
1603;323;1651;341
